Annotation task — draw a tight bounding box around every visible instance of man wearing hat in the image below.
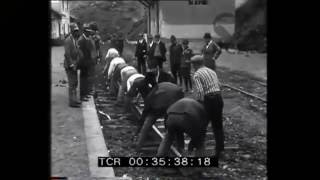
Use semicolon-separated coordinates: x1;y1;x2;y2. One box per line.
64;23;81;107
148;34;166;70
190;54;225;163
135;33;148;75
169;35;183;85
180;39;193;92
77;23;96;101
202;33;222;71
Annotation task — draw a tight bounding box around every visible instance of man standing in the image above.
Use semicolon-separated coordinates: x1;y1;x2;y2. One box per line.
77;23;96;101
64;23;81;107
116;33;124;56
156;98;208;157
90;22;104;64
135;33;147;74
190;55;225;162
169;35;183;85
148;34;166;70
202;33;222;71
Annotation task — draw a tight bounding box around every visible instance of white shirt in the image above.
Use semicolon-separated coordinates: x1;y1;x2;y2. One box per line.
206;40;213;49
108;57;125;78
120;66;136;81
127;74;145;92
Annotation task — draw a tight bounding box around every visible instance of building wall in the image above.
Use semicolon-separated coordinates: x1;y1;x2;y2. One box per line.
150;0;235;39
51;0;70;38
51;19;60;39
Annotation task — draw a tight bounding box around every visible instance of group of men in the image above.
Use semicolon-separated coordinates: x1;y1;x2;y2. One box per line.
63;22;103;108
104;32;225;165
130;32;221;93
64;22;226;165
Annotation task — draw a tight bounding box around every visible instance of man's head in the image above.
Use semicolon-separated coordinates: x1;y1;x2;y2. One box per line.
83;23;93;37
154;34;160;42
190;55;204;71
203;33;212;44
170;35;177;44
70;23;80;38
138;33;143;39
182;39;189;49
105;48;119;60
147;34;153;43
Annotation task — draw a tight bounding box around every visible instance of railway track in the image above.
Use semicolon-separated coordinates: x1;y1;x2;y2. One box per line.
221;83;267;103
130;96;239;157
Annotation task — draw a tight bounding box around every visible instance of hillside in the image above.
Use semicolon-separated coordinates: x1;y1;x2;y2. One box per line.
69;1;147;41
233;0;267;52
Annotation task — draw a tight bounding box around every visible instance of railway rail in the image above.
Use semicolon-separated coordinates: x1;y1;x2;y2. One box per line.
221;83;267;103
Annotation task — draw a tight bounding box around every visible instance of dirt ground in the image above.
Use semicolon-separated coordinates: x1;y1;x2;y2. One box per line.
94;42;267;179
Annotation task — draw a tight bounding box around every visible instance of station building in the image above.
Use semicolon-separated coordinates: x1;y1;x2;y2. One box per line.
138;0;235;41
51;0;71;40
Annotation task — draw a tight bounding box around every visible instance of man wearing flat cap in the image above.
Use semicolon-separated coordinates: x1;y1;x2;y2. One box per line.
190;54;225;164
202;33;222;71
64;23;81;107
77;23;96;101
148;34;166;70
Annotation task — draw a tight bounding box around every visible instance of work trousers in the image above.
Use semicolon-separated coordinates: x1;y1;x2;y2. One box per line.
180;67;192;91
137;56;146;75
157;114;206;157
170;63;181;85
80;67;89;98
203;92;224;153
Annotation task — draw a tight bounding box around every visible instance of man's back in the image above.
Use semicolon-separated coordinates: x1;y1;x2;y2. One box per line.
144;82;184;116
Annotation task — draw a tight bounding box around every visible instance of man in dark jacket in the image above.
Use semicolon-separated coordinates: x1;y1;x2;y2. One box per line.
64;23;81;107
148;34;166;70
77;24;96;101
156;98;208;157
169;35;183;85
202;33;222;71
135;33;148;74
135;82;184;150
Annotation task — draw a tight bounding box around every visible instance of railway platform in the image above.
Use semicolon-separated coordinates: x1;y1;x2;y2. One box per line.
51;46;131;180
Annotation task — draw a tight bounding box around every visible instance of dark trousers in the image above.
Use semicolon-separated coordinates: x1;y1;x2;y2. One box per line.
80;67;89;98
180;67;192;91
204;59;216;71
171;63;181;84
157;114;206;157
137;56;146;75
154;56;164;70
65;68;78;104
203;92;224;153
88;64;96;92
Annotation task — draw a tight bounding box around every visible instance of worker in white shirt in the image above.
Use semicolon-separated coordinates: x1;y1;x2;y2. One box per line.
107;57;126;96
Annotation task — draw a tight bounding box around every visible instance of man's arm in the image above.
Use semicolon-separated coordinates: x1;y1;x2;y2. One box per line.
107;61;115;78
193;75;204;102
212;42;222;60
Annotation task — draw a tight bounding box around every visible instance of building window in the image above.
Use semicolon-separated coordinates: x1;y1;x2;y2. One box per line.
189;0;208;5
